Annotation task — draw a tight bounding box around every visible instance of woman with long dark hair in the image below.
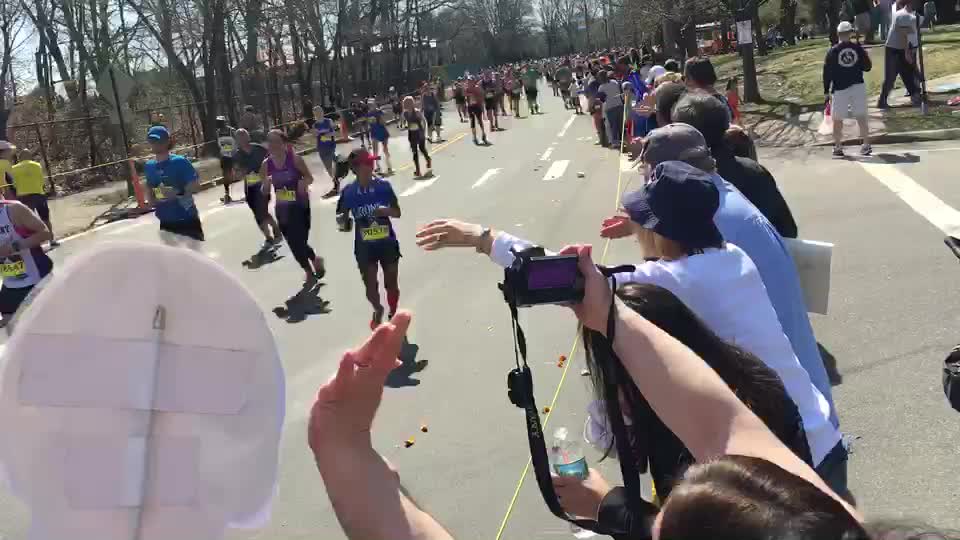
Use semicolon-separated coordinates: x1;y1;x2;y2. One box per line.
551;283;811;535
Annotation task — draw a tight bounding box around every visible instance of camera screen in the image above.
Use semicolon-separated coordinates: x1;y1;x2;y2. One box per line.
527;257;579;290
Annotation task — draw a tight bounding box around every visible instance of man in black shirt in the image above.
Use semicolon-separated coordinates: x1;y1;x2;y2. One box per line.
824;21;873;157
672;92;798;239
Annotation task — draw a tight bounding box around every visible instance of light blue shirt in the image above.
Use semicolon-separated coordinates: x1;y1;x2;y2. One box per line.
709;173;838;427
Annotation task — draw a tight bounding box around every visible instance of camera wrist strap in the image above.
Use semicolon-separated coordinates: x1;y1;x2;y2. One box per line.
505;271;647;536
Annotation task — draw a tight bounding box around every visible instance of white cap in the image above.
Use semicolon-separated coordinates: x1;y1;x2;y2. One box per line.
837;21;854;33
646;65;667;84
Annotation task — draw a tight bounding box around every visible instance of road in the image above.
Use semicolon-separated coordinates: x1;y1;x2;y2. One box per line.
1;93;959;539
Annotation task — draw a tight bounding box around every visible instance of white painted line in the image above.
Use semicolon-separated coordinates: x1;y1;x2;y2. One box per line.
540;147;555;161
542;160;570;182
858;161;960;236
557;115;576;138
472;168;502;189
107;219;152;235
399;177;439;197
200;205;228;219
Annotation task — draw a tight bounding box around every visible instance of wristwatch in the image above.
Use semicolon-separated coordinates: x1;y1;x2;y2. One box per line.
475;226;491;253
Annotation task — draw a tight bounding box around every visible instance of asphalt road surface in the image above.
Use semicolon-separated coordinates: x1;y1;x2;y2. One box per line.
1;93;960;540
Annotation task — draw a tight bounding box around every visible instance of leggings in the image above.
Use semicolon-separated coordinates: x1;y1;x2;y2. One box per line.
469;105;484;129
409;135;430;170
279;205;316;272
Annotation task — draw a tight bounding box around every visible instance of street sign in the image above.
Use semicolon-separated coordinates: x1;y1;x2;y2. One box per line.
97;65;134;105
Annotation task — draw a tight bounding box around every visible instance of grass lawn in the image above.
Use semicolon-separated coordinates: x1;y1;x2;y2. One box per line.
712;24;960;133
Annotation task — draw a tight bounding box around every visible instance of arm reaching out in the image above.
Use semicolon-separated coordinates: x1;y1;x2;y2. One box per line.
308;311;454;540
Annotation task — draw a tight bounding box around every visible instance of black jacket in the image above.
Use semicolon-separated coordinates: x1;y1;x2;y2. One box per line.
715;151;798;239
823;41;872;94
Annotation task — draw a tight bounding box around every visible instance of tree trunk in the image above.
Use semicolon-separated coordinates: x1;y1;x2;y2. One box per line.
780;0;797;43
680;20;698;58
826;0;841;43
201;0;219;156
753;9;767;55
662;18;682;58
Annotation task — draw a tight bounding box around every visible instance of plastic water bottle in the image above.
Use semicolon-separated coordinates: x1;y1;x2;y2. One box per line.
550;427;598;539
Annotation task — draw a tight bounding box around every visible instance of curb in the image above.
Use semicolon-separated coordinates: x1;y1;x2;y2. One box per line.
811;127;960;147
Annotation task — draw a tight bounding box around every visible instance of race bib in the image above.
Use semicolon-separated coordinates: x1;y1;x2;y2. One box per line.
245;173;261;185
153;187;167;200
221;144;233;153
320;133;335;141
408;123;420;131
1;256;26;279
361;225;389;242
486;91;495;98
277;189;297;202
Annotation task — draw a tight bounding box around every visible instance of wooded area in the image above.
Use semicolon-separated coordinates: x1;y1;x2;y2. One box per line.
3;0;946;191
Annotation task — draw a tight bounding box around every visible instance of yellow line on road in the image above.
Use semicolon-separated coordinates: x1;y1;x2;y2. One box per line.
393;133;467;173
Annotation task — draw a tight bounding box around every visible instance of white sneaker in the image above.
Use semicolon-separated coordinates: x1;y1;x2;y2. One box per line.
860;144;872;156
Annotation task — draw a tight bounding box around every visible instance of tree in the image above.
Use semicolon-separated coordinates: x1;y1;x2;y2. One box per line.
1;0;33;138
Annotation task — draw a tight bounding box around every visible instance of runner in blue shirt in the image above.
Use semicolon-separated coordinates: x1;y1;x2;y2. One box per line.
143;126;204;242
368;108;394;175
336;148;402;329
314;111;340;198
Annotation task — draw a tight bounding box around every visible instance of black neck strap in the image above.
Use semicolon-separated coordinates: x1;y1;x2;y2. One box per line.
504;265;646;536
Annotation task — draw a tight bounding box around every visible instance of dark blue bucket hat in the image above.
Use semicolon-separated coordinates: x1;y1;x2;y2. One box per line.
621;160;723;249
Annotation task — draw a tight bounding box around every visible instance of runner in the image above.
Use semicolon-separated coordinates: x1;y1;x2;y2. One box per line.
391;89;406;129
261;129;326;284
421;84;442;143
335;148;402;329
313;108;340;199
216;115;237;203
556;59;581;113
368;106;394;175
143;126;204;242
507;73;522;117
401;96;432;177
481;72;501;131
0;196;53;326
466;78;489;145
233;128;281;250
10;149;58;247
495;72;507;117
453;80;467;122
523;63;541;114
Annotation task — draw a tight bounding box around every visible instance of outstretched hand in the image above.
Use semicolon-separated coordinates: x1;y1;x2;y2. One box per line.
308;310;411;455
415;219;484;251
600;215;632;239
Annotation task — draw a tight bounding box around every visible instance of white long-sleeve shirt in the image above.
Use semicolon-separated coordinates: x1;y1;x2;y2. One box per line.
490;231;841;465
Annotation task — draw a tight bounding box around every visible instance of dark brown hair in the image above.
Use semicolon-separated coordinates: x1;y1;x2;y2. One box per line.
660;454;869;540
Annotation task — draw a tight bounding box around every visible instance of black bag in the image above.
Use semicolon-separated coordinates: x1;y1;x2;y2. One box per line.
943;345;960;412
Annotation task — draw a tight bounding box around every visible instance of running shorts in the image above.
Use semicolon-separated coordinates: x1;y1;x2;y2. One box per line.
356;240;401;270
832;83;867;119
19;194;50;223
160;218;205;242
245;184;270;224
484;98;496;111
454;95;466;105
468;105;484;127
424;109;437;126
0;283;34;316
220;156;235;178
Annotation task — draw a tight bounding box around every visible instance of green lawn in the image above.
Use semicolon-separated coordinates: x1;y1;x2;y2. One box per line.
711;24;960;133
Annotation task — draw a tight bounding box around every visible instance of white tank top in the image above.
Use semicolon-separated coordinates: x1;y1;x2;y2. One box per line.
0;203;44;288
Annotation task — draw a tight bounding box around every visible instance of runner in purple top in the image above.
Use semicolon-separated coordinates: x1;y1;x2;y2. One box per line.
261;129;326;284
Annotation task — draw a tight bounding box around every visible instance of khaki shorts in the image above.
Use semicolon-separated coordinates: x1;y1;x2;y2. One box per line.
833;83;867;119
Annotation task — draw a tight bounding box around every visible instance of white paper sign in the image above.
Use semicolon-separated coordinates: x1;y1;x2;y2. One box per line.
783;238;834;315
737;20;753;45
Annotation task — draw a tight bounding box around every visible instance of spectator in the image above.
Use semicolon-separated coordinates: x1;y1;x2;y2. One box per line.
924;0;937;29
240;104;265;143
10;149;58;247
671;92;799;238
852;0;873;41
644;65;666;86
552;282;814;536
624;123;837;426
824;21;873;157
875;0;892;38
0;141;14;194
416;162;845;495
683;56;734;120
598;71;625;149
724;125;758;161
878;0;920;108
725;77;742;124
664;58;681;73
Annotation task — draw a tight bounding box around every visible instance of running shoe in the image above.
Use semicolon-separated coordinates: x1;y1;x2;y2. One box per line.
314;256;327;280
370;305;385;330
832;146;845;157
322;187;339;199
860;144;872;156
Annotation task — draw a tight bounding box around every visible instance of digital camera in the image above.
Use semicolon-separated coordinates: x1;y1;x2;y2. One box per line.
501;247;584;308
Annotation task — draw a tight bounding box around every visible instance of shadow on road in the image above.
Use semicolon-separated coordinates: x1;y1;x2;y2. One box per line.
876;152;921;164
242;247;285;270
386;336;429;388
273;283;331;323
819;342;843;386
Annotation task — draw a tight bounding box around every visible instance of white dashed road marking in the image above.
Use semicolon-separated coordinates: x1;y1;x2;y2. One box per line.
542;160;570;182
557;115;576;138
540;147;555;161
472;168;502;189
399;177;439;197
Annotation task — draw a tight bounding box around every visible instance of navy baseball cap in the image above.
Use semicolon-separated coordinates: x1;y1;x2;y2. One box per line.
147;125;170;142
621;161;723;249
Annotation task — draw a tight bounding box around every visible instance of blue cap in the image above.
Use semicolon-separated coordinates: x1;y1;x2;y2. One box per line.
147;125;170;142
621;161;723;249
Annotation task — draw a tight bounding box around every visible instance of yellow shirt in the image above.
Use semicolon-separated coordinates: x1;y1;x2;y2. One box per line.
0;160;11;189
11;160;45;196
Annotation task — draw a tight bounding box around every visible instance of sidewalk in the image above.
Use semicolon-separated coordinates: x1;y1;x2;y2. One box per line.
741;72;960;147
